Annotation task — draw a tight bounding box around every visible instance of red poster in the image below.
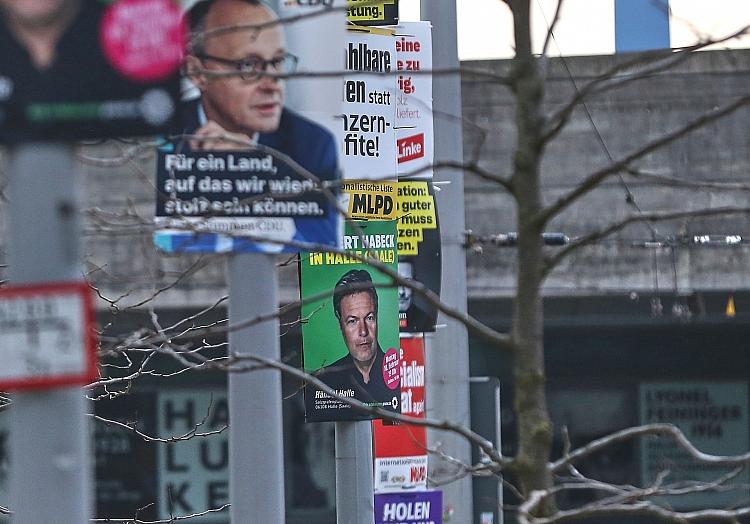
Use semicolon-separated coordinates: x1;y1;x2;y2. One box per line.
373;336;427;492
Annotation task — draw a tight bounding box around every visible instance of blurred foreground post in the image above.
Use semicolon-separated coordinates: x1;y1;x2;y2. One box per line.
229;254;285;521
7;144;92;523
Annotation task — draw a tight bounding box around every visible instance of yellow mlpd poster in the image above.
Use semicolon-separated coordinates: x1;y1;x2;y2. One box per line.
347;0;398;26
341;180;398;220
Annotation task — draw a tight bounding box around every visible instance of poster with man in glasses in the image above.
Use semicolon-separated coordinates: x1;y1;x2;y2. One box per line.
154;0;341;253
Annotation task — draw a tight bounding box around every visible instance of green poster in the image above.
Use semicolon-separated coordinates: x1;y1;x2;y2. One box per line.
301;220;400;422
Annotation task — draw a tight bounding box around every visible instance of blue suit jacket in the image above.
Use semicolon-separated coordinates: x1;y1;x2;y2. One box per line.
258;107;340;248
166;99;341;252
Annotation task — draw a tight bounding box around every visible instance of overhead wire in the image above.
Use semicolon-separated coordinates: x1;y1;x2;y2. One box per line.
534;0;683;307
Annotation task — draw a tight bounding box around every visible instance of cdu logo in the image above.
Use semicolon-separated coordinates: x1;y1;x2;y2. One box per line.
285;0;334;6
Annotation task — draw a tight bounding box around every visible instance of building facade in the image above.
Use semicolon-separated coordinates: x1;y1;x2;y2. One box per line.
0;48;749;522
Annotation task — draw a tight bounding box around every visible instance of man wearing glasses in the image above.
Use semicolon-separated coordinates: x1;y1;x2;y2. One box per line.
184;0;337;165
180;0;339;248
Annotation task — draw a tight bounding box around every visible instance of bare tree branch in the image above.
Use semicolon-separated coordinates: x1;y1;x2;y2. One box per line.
541;0;565;57
539;93;750;227
551;423;750;474
89;504;231;523
624;167;750;192
90;256;209;312
542;24;750;144
521;499;750;524
433;160;513;193
91;406;227;444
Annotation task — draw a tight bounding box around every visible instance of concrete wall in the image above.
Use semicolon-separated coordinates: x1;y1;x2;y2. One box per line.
461;49;750;299
1;49;748;308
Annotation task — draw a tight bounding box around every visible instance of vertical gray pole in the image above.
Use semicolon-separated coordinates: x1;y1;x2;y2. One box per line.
420;2;474;522
335;420;374;524
228;254;285;521
6;144;92;523
271;0;373;520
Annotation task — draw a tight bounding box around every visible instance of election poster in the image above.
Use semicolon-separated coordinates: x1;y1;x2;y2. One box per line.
0;0;183;142
342;180;398;221
394;22;433;179
157;0;343;253
347;0;399;26
640;382;750;510
375;490;442;524
341;26;397;181
374;336;427;493
397;181;441;332
153;150;338;253
301;220;400;422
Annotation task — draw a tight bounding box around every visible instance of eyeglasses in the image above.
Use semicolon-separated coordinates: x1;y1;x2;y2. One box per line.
195;53;298;81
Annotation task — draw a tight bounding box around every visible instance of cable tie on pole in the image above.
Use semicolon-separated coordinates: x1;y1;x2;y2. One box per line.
542;232;569;246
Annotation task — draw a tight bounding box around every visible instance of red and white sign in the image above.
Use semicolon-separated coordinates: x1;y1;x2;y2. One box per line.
374;335;427;492
394;22;433;179
0;282;97;390
100;0;186;83
397;133;425;164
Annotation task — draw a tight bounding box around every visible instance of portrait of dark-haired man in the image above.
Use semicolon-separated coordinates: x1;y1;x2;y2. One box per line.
315;269;400;414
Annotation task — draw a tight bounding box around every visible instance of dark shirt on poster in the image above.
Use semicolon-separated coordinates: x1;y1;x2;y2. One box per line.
317;348;399;410
0;2;176;141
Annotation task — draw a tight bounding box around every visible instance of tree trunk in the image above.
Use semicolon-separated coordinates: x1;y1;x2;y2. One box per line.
508;0;555;511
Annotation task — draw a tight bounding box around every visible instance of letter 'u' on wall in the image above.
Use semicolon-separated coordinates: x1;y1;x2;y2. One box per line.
157;389;229;522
